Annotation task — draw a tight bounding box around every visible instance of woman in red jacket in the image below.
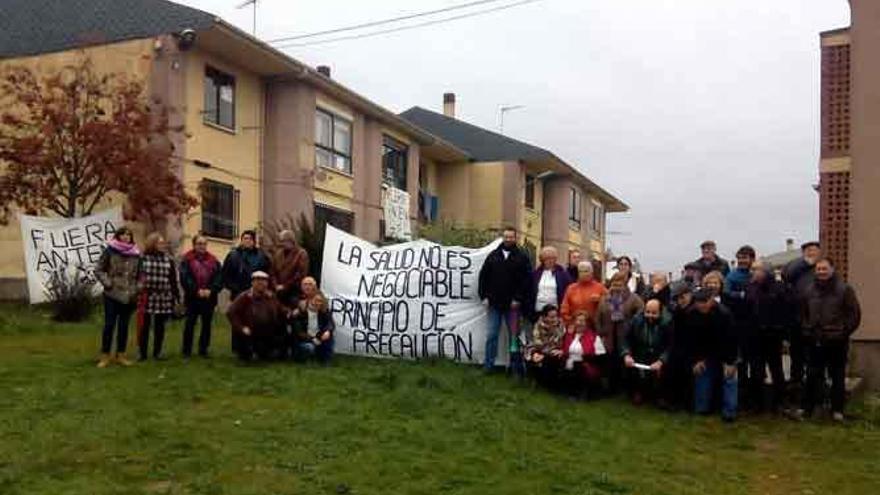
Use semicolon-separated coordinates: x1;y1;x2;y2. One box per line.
560;310;602;399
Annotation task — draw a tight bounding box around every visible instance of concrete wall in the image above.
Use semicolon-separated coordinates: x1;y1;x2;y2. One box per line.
182;47;264;255
847;0;880;387
436;162;473;223
468;162;508;229
522;178;544;251
263;83;316;229
262;85;423;243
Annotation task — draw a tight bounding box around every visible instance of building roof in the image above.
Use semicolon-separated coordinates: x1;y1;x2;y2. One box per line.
0;0;440;147
401;106;557;163
761;249;800;269
0;0;216;59
400;106;628;212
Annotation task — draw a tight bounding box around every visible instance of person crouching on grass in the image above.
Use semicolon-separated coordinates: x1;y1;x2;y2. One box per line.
227;271;285;362
560;311;602;400
525;304;566;389
290;277;335;364
679;288;739;422
620;299;673;407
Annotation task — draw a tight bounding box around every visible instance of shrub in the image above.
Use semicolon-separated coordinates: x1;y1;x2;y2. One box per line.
43;266;97;322
417;221;499;248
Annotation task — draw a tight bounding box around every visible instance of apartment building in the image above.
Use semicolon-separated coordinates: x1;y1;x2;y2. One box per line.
401;95;628;267
0;0;459;297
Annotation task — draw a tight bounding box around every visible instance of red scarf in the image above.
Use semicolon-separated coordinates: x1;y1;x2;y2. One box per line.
184;250;218;289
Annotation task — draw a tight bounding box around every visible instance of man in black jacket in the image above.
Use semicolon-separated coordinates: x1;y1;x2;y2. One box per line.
678;288;739;422
745;261;792;412
782;241;822;390
691;240;731;279
794;258;861;422
478;227;533;372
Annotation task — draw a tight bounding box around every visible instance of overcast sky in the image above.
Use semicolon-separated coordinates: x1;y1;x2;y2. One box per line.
180;0;850;272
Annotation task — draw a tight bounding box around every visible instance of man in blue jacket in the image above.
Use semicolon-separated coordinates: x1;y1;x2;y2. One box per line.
724;245;756;409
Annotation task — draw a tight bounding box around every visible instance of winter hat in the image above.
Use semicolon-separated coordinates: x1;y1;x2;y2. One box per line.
670;281;692;299
692;287;712;303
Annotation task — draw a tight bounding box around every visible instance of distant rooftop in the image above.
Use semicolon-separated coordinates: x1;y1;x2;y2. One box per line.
400;106;628;212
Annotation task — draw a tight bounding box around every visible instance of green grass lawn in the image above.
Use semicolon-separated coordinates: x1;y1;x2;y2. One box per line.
1;303;879;495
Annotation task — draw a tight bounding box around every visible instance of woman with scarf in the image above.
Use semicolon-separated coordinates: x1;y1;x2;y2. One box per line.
611;256;645;296
525;304;566;388
596;271;644;393
94;227;141;368
137;233;181;361
179;235;223;358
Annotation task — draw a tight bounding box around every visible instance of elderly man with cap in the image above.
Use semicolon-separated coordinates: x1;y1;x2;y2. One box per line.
677;287;739;422
226;271;285;361
782;241;822;397
690;240;730;279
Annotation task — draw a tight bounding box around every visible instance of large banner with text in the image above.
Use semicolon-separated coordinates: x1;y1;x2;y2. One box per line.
19;208;122;303
321;225;508;365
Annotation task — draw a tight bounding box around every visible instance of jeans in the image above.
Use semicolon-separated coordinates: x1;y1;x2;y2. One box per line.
694;361;738;420
802;340;849;414
182;301;214;357
484;306;520;370
101;296;135;354
295;337;334;363
139;313;169;359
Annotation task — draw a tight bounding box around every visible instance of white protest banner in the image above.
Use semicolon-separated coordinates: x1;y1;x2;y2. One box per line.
19;207;123;303
321;225;508;365
382;186;412;241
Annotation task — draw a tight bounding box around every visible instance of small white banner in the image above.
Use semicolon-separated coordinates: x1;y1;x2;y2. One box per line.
321;225;508;365
382;186;412;241
19;208;123;303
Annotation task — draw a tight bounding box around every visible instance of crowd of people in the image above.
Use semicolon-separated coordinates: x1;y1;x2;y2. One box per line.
479;229;862;423
94;227;331;367
92;224;862;423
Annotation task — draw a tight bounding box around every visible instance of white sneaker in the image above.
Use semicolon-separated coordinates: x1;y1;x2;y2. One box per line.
832;412;844;423
788;408;806;422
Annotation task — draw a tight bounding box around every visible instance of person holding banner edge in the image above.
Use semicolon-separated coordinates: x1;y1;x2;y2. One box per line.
478;227;533;372
94;226;140;368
